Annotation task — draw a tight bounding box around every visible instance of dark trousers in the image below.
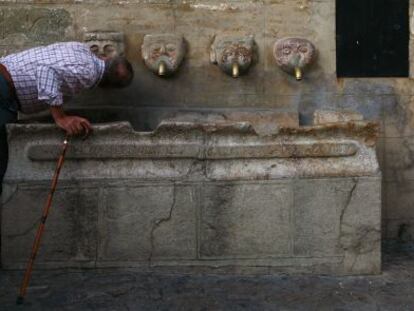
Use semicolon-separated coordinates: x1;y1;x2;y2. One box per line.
0;75;18;195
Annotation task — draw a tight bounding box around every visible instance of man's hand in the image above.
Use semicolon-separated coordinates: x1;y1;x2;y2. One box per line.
55;115;92;136
50;106;92;136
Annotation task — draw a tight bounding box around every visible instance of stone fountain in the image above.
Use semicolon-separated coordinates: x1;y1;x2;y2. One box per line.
0;30;381;275
1;109;381;275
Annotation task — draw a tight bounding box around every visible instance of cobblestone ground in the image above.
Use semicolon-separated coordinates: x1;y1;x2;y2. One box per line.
0;242;413;311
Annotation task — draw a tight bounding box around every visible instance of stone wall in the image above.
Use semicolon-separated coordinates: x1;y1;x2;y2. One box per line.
0;0;413;241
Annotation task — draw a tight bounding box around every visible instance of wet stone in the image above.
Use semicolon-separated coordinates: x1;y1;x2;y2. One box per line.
313;109;364;125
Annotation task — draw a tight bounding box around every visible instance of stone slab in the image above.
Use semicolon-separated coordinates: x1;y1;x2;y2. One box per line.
98;184;196;263
293;178;354;257
1;178;381;275
5;121;380;182
313;110;364;125
1;184;98;269
199;182;293;258
339;178;382;274
294;177;381;274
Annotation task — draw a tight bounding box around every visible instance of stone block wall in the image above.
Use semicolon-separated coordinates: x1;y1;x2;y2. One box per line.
2;178;381;275
2;120;382;274
0;0;413;241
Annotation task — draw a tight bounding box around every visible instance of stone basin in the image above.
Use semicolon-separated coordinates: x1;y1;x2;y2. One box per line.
1;110;381;275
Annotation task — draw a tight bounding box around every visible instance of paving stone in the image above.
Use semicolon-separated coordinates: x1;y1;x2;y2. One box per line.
0;244;413;311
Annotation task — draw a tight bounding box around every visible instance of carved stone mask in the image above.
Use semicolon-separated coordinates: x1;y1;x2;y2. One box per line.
142;34;185;77
273;38;316;80
210;35;255;78
84;32;125;58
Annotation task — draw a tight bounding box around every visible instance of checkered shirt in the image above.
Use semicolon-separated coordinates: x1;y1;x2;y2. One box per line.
0;42;105;114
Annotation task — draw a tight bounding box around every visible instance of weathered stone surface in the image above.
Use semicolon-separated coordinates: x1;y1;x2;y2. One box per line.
210;35;256;78
84;31;125;57
98;184;196;263
313;110;364;125
384;181;414;219
5;116;380;181
163;111;299;134
383;181;414;242
0;7;72;55
294;177;381;274
2;110;381;274
142;34;186;77
273;37;317;80
293;179;354;257
385;219;414;241
339;178;382;274
1;184;98;269
199;182;292;258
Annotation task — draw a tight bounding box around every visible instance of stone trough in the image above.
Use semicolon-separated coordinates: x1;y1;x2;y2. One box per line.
1;110;381;275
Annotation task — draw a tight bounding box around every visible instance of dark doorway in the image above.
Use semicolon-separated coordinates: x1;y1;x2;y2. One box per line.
336;0;409;77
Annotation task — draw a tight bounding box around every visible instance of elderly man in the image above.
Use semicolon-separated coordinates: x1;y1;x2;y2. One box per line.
0;41;134;194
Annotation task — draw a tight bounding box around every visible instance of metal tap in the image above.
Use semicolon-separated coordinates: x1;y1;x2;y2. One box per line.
294;67;302;81
158;61;166;76
232;62;239;78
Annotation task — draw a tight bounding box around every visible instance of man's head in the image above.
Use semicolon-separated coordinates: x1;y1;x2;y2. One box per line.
99;56;134;88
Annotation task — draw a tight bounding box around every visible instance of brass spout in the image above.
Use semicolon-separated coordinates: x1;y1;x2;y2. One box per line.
232;62;239;78
158;61;166;76
294;67;302;81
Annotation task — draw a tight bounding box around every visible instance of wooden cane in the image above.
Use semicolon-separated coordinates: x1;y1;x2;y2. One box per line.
16;136;69;305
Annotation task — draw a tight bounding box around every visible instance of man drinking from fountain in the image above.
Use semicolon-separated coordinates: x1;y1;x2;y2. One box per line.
0;41;134;195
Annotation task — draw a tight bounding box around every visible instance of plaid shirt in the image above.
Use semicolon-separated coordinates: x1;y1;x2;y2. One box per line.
0;42;105;114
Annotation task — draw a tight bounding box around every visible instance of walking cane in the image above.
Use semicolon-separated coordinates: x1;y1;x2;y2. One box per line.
16;136;69;305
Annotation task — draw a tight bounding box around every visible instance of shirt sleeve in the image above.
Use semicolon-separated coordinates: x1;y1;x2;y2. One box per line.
36;65;63;106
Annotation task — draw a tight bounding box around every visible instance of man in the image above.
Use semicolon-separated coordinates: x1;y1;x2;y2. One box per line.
0;41;134;194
